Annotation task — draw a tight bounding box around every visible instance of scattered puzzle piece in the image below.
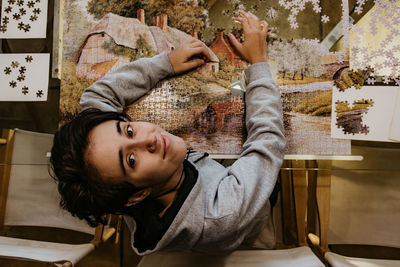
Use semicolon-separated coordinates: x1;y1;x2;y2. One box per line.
4;67;12;74
9;80;17;88
22;86;28;94
25;55;33;62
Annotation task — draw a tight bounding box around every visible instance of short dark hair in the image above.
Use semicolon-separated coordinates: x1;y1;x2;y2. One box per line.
50;108;139;227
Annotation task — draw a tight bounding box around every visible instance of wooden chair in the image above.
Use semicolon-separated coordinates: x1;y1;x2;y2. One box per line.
279;159;332;266
322;145;400;267
308;232;400;267
287;146;400;267
0;129;120;266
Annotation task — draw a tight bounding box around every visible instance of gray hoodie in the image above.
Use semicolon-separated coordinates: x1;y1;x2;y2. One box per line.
80;53;286;255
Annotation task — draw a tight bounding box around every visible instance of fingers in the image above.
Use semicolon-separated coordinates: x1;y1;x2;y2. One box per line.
239;10;258;28
234;16;249;29
247;11;259;24
228;33;243;55
237;10;266;31
186;38;199;45
261;20;269;34
169;39;211;74
190;46;212;61
230;10;268;64
235;10;263;35
188;38;206;50
184;59;205;70
186;40;212;62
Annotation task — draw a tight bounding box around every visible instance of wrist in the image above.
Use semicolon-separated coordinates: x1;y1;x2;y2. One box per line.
250;57;268;64
167;52;177;74
245;61;272;84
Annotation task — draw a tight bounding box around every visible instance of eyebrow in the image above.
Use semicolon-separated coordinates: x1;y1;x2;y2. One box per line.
116;121;126;176
116;120;122;135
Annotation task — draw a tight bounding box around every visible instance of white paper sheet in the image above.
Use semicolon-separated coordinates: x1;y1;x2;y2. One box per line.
389;89;400;141
0;0;48;39
331;85;400;142
0;53;49;101
0;236;94;265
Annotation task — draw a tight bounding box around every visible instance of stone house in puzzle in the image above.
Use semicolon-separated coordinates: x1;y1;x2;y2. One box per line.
75;10;219;80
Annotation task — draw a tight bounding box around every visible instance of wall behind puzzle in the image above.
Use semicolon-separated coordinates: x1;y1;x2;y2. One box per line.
60;0;379;155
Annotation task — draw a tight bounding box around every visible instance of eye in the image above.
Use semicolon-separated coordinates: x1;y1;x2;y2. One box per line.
127;154;136;168
127;124;134;137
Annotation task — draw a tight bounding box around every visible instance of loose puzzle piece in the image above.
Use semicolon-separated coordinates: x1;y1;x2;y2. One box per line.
278;0;328;29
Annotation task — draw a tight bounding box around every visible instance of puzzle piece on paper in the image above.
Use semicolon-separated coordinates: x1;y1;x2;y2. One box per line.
335;99;374;135
0;53;49;101
0;0;48;38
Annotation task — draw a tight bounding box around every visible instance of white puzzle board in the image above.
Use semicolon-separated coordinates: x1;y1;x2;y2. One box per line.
0;0;48;39
331;85;400;142
0;53;50;101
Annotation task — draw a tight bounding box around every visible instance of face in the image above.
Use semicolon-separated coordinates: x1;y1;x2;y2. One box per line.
85;120;187;190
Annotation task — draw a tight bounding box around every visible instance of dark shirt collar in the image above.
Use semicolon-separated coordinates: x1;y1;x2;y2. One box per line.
127;160;198;253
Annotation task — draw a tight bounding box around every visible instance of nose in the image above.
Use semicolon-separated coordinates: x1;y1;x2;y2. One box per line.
126;134;157;153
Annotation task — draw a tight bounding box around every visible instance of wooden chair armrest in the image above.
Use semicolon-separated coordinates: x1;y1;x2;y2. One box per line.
91;224;104;247
90;215;122;247
307;233;330;266
308;233;320;247
102;227;116;242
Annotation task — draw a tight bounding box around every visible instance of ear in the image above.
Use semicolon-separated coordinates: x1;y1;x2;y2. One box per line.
125;188;152;207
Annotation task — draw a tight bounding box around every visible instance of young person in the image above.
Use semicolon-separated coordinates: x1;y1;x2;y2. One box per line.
50;11;285;255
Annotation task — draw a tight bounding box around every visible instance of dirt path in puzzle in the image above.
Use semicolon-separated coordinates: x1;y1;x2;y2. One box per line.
285;112;350;155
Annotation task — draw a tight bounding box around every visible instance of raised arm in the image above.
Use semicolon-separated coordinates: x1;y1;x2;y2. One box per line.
227;11;285;171
80;39;211;112
230;11;285;211
201;12;285;248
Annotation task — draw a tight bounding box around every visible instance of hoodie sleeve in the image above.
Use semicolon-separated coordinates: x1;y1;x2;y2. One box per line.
201;62;286;248
79;52;174;112
235;62;286;209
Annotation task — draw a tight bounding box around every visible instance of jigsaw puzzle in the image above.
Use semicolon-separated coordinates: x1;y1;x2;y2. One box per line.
60;0;358;155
